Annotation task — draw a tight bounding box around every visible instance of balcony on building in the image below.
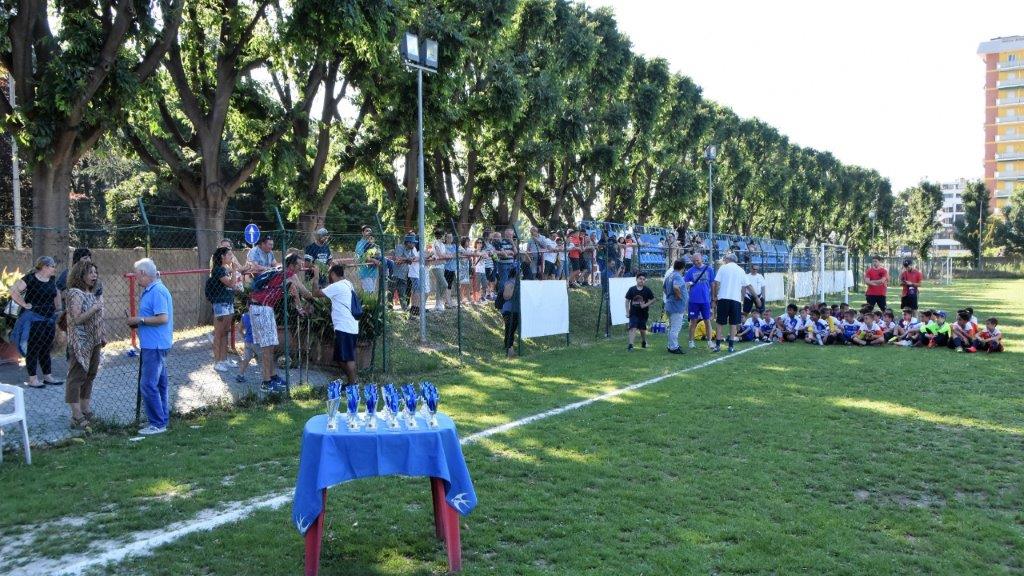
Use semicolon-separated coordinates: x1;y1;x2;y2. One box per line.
996;133;1024;142
995;151;1024;161
996;114;1023;124
996;96;1024;106
995;170;1024;180
998;59;1024;71
998;77;1024;89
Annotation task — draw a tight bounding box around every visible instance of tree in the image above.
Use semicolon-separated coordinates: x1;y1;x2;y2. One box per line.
953;180;988;261
898;181;943;258
994;186;1024;254
1;0;182;259
126;0;313;265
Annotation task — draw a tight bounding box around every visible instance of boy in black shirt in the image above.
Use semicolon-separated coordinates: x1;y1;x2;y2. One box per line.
625;273;655;350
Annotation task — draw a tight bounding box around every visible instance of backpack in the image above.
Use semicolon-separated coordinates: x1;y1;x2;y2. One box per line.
204;274;221;303
250;271;286;307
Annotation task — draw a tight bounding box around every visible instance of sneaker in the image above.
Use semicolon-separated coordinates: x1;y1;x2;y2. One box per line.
627;344;634;351
712;345;721;353
260;380;273;393
641;340;647;349
26;380;45;389
707;341;716;351
887;336;899;344
966;346;977;353
727;339;735;353
138;426;167;436
688;340;696;349
214;361;230;372
668;347;685;355
235;374;246;383
955;346;964;353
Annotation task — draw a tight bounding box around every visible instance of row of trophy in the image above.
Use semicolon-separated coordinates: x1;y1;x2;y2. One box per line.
326;381;440;432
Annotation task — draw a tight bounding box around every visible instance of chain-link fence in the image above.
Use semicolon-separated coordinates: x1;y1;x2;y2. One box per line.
3;205;876;447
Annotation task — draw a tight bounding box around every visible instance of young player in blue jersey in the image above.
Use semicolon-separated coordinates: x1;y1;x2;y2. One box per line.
839;309;860;345
738;310;762;342
760;309;776;342
805;309;833;346
777;303;802;342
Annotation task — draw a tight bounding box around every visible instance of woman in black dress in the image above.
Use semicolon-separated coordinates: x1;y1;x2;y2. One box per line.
9;256;64;388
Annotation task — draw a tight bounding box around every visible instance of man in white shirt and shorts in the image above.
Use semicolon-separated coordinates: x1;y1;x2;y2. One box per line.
712;252;755;353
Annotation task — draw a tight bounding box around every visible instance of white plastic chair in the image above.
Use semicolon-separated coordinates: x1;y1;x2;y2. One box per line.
0;383;32;465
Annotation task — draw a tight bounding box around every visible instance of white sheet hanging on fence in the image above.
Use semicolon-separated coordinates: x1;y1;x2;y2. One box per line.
765;273;786;302
793;271;815;299
608;277;635;326
520;280;570;338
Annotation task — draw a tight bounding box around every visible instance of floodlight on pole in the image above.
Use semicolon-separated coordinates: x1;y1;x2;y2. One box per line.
704;144;718;257
400;32;439;342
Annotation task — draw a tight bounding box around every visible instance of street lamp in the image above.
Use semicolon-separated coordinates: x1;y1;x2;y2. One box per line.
704;144;718;256
868;209;877;252
400;32;439;342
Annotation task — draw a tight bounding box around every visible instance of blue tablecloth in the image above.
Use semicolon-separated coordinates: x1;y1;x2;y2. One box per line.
292;413;478;535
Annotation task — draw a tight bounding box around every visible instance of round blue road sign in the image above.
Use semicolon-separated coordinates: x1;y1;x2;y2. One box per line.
244;223;261;245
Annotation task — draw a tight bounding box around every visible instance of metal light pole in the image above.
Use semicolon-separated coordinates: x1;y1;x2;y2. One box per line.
978;193;984;271
704;145;717;256
8;75;21;250
401;32;439;343
868;209;877;253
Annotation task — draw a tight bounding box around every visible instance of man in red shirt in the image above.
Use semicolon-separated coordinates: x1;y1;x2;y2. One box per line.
863;256;889;312
898;259;923;311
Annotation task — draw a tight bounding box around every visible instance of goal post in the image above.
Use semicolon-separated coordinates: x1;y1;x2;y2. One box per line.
818;243;850;304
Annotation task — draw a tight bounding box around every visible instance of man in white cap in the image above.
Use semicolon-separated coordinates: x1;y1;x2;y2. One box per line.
711;251;755;353
305;228;332;287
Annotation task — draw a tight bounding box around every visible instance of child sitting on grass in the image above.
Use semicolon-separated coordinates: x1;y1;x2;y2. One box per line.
853;311;885;346
918;310;951;348
839;309;860;345
892;307;922;345
778;304;802;342
739;310;762;342
972;317;1004;353
805;309;833;346
761;309;777;342
880;310;898;342
950;310;978;353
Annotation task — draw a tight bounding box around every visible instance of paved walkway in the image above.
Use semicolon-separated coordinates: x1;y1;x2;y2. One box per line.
0;333;337;446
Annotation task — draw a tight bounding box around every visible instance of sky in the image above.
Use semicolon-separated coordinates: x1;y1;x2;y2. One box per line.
585;0;1022;192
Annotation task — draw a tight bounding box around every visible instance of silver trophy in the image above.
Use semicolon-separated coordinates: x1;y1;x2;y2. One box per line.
326;397;341;431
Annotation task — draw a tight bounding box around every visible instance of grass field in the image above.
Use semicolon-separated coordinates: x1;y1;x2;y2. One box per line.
0;279;1021;575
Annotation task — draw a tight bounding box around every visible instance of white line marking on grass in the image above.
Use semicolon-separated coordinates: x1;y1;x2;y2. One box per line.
18;343;767;576
460;343;769;445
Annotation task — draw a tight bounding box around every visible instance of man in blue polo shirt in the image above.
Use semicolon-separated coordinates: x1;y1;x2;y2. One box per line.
685;252;715;350
127;258;174;436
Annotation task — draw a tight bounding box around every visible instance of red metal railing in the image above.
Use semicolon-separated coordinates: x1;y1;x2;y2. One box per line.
123;268;211;349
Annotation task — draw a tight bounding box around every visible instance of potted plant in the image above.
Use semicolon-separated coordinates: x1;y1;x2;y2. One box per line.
0;267;24;363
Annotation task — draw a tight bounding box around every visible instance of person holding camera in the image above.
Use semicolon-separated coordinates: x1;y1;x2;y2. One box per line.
899;259;923;312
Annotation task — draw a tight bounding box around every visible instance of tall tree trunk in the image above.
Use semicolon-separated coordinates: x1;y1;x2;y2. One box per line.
510;172;526;226
186;194;228;325
31;162;74;263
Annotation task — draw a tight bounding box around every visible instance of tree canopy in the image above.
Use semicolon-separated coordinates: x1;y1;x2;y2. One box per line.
10;0;987;259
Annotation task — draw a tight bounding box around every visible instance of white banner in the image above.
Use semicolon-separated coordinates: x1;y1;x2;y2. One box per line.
765;273;786;302
794;271;814;299
520;280;569;338
608;277;636;325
